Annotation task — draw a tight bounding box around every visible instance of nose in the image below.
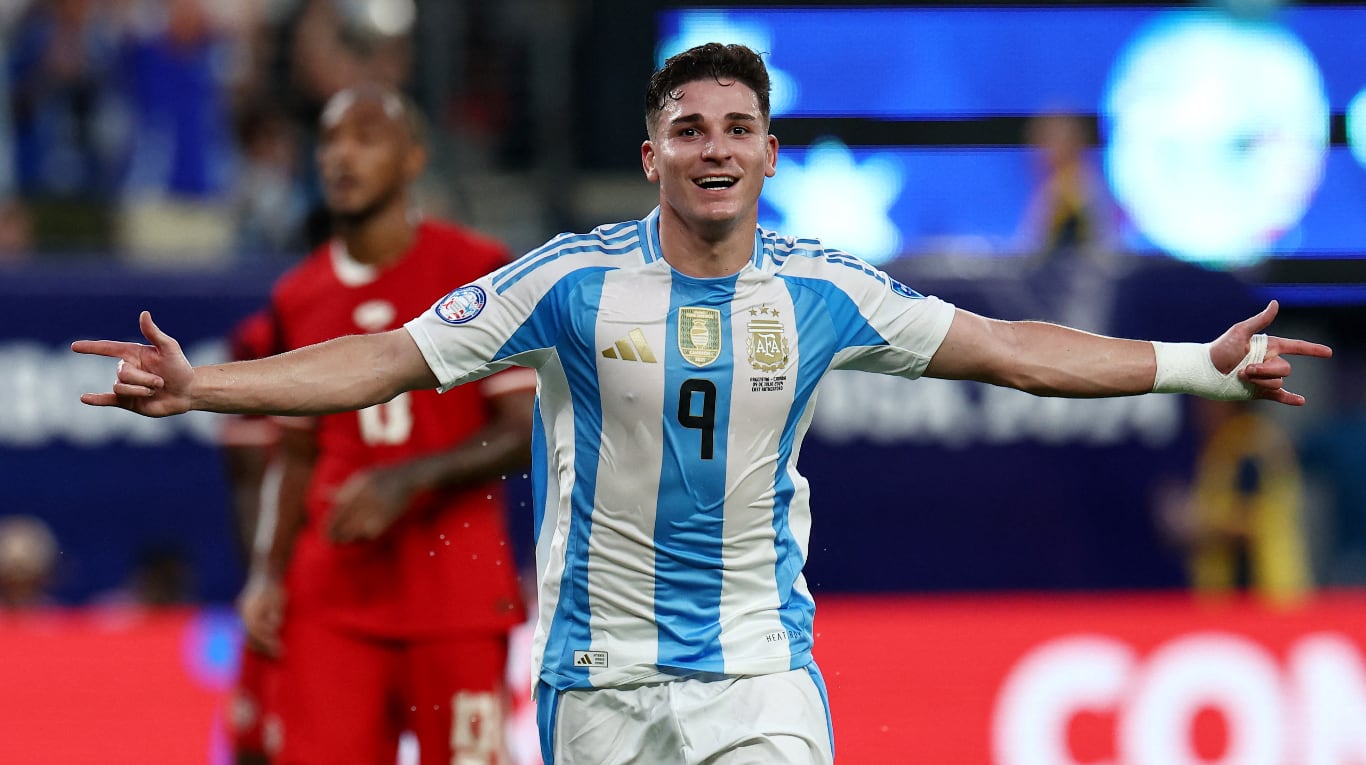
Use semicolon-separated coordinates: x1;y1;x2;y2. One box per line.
700;136;729;160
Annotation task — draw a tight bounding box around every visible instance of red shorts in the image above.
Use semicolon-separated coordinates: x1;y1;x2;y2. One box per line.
227;646;276;757
271;619;511;765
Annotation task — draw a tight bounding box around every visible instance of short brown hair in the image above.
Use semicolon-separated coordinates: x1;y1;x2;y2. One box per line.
644;43;772;137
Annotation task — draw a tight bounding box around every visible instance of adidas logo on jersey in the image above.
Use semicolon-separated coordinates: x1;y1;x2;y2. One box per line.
601;329;656;363
573;650;608;667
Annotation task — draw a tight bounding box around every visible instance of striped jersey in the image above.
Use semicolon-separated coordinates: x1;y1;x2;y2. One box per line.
405;208;955;691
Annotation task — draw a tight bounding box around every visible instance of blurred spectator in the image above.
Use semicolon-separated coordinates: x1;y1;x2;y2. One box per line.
291;0;411;112
0;514;59;610
8;0;132;251
91;540;198;609
232;102;307;257
117;0;245;264
1015;112;1125;333
125;541;196;606
1017;112;1118;258
1156;398;1312;605
8;0;129;197
0;196;33;262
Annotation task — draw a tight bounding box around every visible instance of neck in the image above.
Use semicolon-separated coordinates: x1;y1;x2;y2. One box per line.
333;203;417;267
656;206;754;278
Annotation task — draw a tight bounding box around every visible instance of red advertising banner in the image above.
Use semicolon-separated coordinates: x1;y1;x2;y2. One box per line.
4;593;1366;764
818;591;1366;764
0;608;236;765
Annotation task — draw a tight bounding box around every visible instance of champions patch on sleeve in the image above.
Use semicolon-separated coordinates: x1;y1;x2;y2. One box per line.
433;285;488;324
890;279;923;299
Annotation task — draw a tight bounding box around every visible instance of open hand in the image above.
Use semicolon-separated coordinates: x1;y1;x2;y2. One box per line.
1209;300;1332;406
71;311;194;417
237;572;286;657
325;468;415;543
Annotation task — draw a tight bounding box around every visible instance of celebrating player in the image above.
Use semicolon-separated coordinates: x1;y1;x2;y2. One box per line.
75;44;1330;765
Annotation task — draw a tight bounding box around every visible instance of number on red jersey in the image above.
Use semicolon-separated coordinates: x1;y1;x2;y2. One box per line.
357;392;414;445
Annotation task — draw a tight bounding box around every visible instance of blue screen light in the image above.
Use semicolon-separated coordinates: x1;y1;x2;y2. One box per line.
1103;12;1329;267
1350;88;1366;168
661;6;1366;263
763;139;905;264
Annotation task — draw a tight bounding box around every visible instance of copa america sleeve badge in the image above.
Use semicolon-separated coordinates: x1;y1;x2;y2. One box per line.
890;279;922;299
433;285;487;325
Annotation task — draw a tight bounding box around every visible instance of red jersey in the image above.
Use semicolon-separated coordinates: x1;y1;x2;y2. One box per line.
271;220;528;638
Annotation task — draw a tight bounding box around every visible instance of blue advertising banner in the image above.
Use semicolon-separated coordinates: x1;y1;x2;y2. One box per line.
0;263;282;603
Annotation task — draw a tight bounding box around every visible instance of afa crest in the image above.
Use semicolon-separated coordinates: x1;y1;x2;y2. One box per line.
746;305;789;373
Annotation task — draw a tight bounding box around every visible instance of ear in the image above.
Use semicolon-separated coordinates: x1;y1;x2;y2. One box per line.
641;139;659;184
405;144;428;183
764;134;778;178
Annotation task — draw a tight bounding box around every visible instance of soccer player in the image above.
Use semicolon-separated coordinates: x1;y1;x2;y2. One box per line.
228;85;535;765
75;44;1331;765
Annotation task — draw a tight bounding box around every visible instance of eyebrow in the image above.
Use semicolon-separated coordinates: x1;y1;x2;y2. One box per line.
669;112;759;129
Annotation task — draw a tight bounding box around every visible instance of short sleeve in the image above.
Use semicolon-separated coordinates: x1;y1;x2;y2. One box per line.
779;247;955;379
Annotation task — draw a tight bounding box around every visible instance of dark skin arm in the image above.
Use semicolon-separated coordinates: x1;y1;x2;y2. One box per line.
326;387;537;542
236;385;534;654
236;423;314;656
221;442;272;561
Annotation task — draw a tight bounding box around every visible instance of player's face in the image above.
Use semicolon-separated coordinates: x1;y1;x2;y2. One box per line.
642;78;778;237
316;96;416;220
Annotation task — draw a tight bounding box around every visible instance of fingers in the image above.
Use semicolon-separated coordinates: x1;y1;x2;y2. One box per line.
139;310;180;352
1255;387;1307;407
324;503;357;542
112;382;156;398
245;619;282;657
1267;336;1334;360
1236;333;1333;407
70;339;140;358
239;589;284;656
79;392;121;407
1241;362;1305;406
1242;356;1293;380
116;358;164;391
72;313;180;358
1239;300;1280;336
326;510;384;542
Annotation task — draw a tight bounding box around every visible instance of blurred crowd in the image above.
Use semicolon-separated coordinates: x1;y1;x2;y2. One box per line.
0;0;534;266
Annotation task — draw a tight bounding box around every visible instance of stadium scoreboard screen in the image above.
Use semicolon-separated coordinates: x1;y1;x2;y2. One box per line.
656;4;1366;285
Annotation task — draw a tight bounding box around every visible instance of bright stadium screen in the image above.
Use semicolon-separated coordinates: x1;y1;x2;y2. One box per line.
656;4;1366;285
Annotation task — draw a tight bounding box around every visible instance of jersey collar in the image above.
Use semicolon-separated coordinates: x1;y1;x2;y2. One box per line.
638;207;769;272
329;240;380;287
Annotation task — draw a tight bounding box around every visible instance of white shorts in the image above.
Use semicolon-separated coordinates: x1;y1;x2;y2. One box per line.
537;666;834;765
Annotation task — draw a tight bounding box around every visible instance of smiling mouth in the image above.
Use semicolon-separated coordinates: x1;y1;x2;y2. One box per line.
694;176;737;190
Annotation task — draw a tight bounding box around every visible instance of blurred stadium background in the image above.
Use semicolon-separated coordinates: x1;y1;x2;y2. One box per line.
1;0;1364;762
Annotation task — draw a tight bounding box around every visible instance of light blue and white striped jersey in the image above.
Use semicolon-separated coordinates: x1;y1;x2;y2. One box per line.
405;208;955;691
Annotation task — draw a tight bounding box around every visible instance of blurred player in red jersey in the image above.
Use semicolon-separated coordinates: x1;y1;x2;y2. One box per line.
220;308;284;765
235;84;535;765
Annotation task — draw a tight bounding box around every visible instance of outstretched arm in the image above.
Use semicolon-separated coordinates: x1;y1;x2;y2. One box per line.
72;311;438;417
237;424;314;656
924;300;1331;406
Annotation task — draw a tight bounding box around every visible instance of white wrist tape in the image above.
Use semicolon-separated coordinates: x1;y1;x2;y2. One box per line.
1151;334;1268;400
